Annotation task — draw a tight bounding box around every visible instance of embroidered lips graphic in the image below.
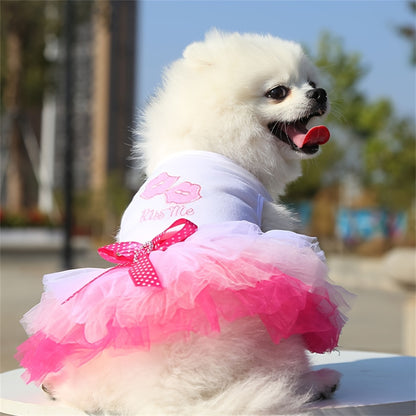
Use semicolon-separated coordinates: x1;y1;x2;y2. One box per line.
141;172;202;204
140;172;179;199
164;182;202;204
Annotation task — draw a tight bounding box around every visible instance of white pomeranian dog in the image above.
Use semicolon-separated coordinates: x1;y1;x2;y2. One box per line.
22;30;349;416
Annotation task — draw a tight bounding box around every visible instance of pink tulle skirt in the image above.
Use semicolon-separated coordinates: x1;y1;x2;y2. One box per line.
16;221;351;385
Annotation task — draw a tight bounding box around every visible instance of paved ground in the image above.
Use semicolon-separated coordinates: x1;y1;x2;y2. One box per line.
1;244;414;373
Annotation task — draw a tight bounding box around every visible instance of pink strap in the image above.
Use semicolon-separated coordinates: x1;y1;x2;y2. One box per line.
63;219;197;303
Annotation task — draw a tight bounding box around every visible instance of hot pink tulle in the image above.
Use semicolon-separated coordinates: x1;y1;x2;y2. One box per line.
16;221;351;385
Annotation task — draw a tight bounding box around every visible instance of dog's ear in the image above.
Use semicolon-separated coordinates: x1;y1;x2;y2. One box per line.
183;41;213;68
182;28;225;68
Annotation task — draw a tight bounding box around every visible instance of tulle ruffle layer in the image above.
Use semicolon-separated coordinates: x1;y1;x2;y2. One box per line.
16;221;351;384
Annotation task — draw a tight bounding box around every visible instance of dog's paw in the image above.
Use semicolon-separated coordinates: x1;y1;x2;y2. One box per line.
302;368;341;401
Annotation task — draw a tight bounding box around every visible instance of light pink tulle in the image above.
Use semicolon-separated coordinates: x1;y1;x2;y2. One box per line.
16;221;351;385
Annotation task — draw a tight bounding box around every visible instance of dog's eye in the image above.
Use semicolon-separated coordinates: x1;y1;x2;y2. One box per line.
308;81;317;88
265;86;289;101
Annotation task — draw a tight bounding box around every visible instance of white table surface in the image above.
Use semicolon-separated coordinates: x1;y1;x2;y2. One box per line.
307;350;416;415
1;350;415;415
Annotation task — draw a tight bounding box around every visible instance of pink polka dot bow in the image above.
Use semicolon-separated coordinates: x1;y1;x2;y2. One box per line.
98;218;198;287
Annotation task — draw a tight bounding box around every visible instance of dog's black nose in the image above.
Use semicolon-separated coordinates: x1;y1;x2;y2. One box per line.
306;88;327;105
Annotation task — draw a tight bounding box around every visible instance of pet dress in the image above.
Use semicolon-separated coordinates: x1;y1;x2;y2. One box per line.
16;151;351;385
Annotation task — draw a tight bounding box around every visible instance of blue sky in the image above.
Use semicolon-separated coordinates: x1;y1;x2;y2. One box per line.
135;0;415;119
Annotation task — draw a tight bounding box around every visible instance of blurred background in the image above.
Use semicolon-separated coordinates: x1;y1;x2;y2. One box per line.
1;0;415;373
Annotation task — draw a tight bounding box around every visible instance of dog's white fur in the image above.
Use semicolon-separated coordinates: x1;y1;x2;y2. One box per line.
44;30;340;415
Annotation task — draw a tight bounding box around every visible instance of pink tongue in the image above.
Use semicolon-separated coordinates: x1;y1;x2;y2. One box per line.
288;125;330;149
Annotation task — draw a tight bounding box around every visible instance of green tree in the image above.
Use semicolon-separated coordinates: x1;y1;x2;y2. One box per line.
362;0;416;211
284;32;373;202
314;32;394;138
396;1;416;65
1;1;56;111
285;32;415;213
364;118;415;210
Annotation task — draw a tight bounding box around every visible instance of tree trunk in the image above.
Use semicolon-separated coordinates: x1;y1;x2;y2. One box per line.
4;29;25;213
90;0;111;238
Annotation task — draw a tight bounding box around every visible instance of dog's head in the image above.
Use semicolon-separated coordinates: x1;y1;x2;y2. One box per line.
265;83;329;156
138;30;330;197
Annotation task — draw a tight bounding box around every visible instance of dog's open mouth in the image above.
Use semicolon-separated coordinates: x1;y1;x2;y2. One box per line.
268;116;330;155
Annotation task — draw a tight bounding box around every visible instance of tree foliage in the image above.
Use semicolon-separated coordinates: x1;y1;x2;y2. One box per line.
285;32;415;212
0;0;92;111
396;1;416;65
364;118;415;210
314;32;394;138
0;1;60;110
